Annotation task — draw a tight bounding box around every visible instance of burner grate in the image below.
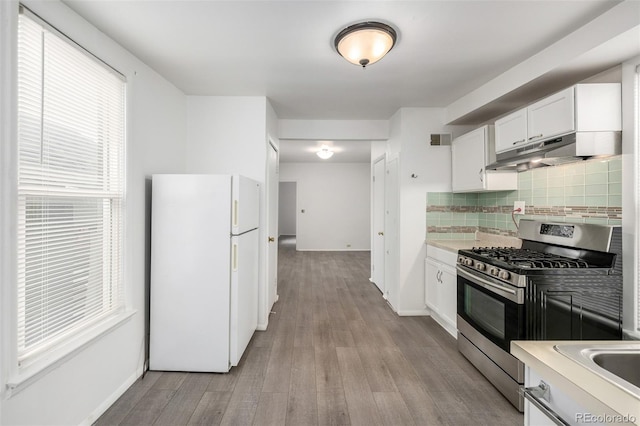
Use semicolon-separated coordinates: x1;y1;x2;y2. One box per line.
470;247;592;269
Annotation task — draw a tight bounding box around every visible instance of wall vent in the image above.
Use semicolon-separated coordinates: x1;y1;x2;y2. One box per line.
430;133;451;146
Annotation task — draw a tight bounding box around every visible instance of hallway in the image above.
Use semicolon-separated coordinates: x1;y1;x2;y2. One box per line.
96;242;522;425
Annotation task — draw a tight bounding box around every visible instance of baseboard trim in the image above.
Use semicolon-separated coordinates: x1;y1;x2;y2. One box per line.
295;249;371;252
256;322;268;331
81;366;143;426
430;313;458;338
396;309;429;316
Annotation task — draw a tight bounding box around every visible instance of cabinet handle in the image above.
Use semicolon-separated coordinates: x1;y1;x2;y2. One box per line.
512;139;526;145
528;133;543;140
479;168;483;183
520;382;570;426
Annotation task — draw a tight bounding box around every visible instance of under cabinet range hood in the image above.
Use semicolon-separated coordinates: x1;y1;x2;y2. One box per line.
486;131;621;171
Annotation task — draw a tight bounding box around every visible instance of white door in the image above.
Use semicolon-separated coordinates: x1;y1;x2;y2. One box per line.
266;141;279;314
384;158;399;307
527;86;575;142
371;156;385;293
451;127;487;192
424;258;439;312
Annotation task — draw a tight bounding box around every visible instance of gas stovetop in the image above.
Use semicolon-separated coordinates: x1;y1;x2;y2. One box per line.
466;247;593;269
456;220;620;287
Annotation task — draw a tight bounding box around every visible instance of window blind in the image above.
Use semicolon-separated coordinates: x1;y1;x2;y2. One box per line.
17;9;125;363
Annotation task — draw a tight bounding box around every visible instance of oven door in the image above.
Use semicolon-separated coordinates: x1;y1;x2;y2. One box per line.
457;265;525;352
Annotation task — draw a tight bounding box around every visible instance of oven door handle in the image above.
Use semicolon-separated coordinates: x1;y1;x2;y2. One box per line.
457;265;524;304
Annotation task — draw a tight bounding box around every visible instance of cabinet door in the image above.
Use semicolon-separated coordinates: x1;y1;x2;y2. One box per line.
425;258;439;313
451;127;487;192
438;264;457;329
527;87;575;143
495;108;527;153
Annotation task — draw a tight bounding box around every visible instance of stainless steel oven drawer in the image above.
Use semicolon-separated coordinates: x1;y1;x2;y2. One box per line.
458;332;524;412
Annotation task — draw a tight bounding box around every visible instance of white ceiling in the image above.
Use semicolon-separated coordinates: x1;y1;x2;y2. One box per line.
279;139;372;163
59;0;636;163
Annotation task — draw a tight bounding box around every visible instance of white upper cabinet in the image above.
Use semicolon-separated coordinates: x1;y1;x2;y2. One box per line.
527;86;575;144
495;108;527;154
495;83;621;154
451;125;518;193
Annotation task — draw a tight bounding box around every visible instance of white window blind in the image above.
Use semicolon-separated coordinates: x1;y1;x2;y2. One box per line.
17;8;125;364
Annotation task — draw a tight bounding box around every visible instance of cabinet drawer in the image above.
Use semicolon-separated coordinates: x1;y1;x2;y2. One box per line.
427;245;458;267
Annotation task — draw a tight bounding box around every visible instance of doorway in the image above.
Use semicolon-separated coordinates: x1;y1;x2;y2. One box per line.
279;181;297;249
371;155;385;293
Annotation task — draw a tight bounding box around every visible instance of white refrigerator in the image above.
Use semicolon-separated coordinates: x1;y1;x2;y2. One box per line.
149;174;260;372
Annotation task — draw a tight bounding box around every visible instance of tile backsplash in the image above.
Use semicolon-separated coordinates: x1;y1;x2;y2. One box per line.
426;156;622;240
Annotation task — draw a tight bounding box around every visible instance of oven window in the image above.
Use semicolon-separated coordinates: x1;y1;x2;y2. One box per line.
465;284;506;339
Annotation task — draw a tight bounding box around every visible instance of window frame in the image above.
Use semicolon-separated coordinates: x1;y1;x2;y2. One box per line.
5;5;134;393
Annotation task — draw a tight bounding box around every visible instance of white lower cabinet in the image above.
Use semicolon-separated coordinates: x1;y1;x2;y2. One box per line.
425;246;457;337
524;367;594;426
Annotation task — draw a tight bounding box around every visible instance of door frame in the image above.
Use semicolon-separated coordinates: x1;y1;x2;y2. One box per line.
371;154;386;294
261;137;279;330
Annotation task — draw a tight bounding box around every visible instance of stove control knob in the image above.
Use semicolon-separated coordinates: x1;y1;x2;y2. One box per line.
475;262;486;271
498;270;511;280
457;256;465;264
464;259;474;267
489;268;498;276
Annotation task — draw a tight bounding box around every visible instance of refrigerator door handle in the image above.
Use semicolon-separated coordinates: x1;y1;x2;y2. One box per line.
232;243;238;271
233;200;239;227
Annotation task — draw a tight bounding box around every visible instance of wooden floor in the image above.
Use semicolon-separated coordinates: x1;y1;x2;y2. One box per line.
96;237;523;425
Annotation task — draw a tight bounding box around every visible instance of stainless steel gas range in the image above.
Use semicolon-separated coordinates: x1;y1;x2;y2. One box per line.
456;219;623;411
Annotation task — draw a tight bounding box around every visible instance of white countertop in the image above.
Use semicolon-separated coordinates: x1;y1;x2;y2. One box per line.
511;340;640;424
427;232;522;253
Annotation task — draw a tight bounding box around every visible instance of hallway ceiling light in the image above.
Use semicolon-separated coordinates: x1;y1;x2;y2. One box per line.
334;21;397;68
316;145;334;159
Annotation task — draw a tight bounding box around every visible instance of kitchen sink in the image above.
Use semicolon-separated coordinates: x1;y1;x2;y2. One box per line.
554;342;640;397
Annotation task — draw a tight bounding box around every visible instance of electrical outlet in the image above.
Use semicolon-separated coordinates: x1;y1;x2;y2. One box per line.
513;201;525;215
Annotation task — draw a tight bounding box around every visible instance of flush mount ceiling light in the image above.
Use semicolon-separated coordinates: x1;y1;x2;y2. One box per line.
316;145;334;159
334;21;397;68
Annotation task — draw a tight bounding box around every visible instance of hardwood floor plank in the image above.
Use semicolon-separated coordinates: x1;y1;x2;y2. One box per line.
312;320;335;348
219;374;263;426
253;392;288;426
206;370;239;392
372;392;416;426
262;339;294;393
331;329;356;348
285;391;318;426
294;325;314;348
347;319;375;348
335;347;383;425
94;372;161;426
154;388;207;426
316;390;351;426
181;372;214;392
119;388;174;425
187;391;232;425
289;346;316;394
314;346;343;394
152;371;188;390
356;346;398;392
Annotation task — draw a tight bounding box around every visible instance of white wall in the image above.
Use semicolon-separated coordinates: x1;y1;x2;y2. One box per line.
384;108;454;315
279;163;371;251
185;96;277;329
279;182;297;236
0;1;187;425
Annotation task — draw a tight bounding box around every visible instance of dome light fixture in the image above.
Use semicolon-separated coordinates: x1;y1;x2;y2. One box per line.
316;145;334;160
334;21;397;68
